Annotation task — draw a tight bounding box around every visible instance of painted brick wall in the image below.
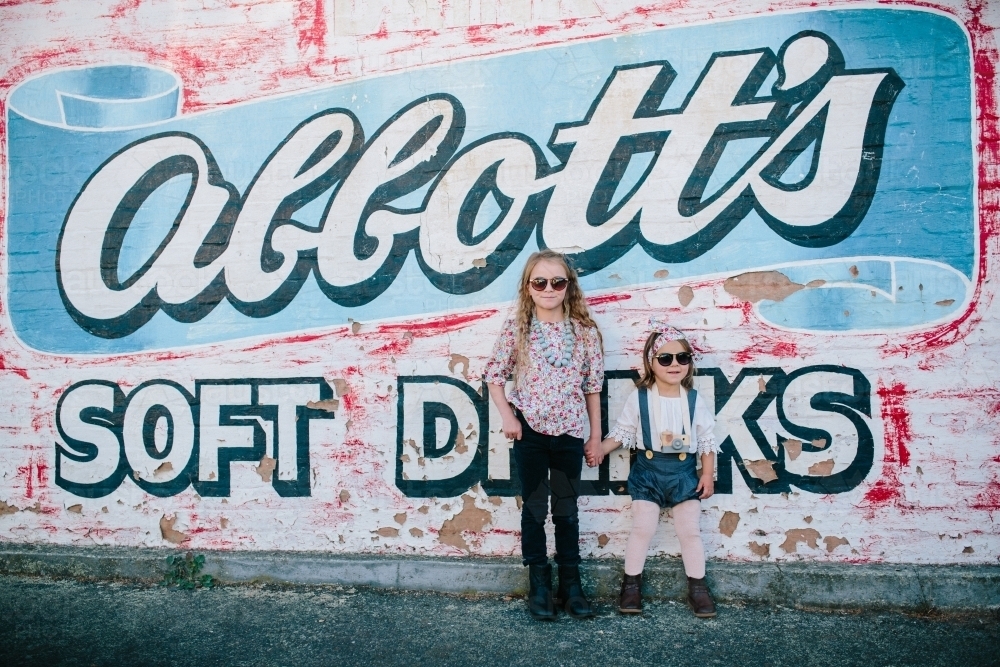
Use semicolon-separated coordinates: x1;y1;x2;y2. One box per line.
1;0;998;564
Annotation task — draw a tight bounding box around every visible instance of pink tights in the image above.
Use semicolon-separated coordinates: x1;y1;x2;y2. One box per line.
623;499;705;578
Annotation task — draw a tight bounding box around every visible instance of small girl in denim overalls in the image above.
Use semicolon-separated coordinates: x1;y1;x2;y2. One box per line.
588;318;719;617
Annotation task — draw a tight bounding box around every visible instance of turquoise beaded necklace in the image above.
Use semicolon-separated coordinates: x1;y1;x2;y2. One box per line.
533;318;575;368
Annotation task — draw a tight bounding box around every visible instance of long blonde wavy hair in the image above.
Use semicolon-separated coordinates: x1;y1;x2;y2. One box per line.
512;250;603;386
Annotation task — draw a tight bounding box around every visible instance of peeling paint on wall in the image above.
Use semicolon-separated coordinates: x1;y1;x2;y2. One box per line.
438;495;492;552
159;515;188;545
719;512;740;538
0;0;997;566
678;286;695;307
745;460;779;484
823;536;849;553
780;528;822;554
723;272;807;304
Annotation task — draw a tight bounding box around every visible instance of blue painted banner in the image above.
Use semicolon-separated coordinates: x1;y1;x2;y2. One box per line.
6;9;972;353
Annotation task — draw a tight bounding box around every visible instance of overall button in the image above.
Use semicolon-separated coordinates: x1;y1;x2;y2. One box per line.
645;450;654;460
679;453;687;461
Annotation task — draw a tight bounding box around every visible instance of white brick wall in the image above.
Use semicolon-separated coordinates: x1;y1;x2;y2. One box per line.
0;0;997;564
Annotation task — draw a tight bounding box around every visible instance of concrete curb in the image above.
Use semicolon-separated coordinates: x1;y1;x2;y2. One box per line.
1;544;997;611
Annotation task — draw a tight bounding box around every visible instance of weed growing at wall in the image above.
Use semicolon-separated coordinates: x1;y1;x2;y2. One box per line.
161;552;215;590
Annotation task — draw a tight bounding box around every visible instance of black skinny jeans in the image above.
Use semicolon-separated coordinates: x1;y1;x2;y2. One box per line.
513;411;584;567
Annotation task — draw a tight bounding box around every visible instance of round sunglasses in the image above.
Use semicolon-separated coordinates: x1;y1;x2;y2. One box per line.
528;277;570;291
655;352;692;366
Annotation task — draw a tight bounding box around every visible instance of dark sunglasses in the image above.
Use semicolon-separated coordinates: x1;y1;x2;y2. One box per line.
528;277;570;291
655;352;692;366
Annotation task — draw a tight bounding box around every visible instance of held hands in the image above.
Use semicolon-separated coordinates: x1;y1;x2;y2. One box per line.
501;413;522;441
696;472;714;499
584;437;604;467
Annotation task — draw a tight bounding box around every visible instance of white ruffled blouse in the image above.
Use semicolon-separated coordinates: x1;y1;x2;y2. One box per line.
607;388;719;456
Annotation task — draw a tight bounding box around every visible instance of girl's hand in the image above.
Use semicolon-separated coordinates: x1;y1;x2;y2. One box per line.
584;437;604;467
696;473;714;500
501;414;522;441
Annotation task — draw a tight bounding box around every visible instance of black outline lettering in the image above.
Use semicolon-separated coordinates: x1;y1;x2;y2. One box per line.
57;31;902;338
53;377;334;498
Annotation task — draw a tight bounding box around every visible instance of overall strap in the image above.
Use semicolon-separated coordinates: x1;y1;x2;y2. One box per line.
637;387;653;451
685;388;698;432
678;387;697;454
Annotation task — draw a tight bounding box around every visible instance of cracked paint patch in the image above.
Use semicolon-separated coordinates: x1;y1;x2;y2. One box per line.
678;285;694;306
808;460;835;476
719;511;740;537
784;439;802;460
255;456;276;483
159;515;188;545
823;536;849;553
780;528;821;553
307;398;340;412
724;271;805;303
745;459;778;483
448;354;470;380
454;430;468;454
438;495;492;552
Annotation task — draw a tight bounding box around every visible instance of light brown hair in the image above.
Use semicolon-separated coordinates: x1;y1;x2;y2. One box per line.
512;250;602;386
637;332;695;390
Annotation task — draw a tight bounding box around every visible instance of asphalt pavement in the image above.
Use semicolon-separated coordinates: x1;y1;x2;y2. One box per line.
1;575;998;667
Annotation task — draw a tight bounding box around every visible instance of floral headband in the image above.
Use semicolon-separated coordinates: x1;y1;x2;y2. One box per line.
646;316;687;363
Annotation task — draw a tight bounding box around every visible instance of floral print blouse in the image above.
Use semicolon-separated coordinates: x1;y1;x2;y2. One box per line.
483;318;604;438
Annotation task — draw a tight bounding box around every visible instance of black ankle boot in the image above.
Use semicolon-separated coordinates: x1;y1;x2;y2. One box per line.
554;564;595;619
526;563;557;621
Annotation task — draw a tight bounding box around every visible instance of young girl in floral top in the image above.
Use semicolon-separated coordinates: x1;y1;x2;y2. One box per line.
483;250;604;621
589;317;719;618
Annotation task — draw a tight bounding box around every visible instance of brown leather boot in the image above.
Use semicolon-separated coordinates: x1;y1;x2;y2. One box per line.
687;576;717;618
618;572;643;614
